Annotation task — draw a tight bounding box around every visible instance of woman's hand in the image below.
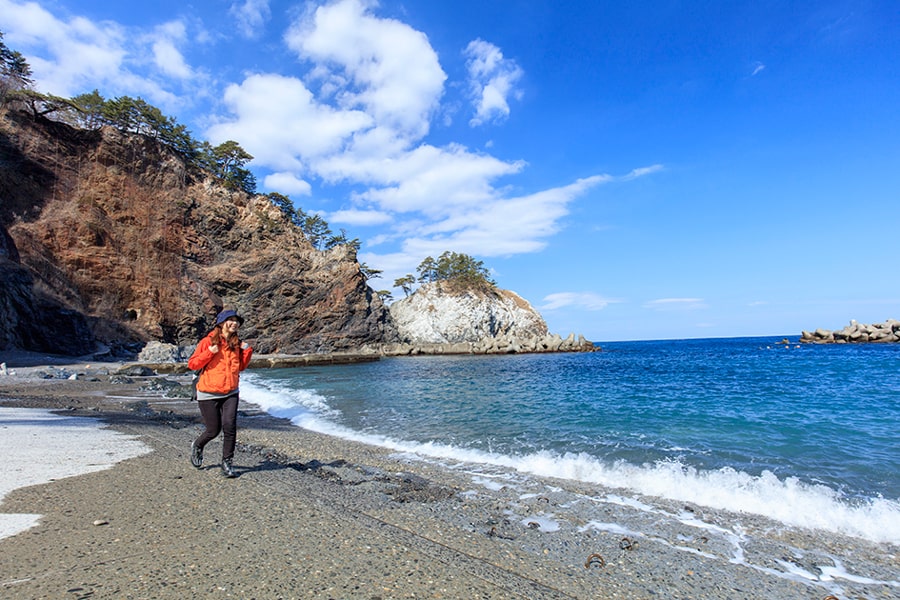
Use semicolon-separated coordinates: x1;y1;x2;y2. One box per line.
241;342;250;350
209;344;219;354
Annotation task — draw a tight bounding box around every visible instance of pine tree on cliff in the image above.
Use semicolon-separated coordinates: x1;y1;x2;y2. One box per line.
0;30;32;100
415;251;496;295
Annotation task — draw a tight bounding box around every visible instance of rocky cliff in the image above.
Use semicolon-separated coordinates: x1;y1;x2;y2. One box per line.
0;108;397;356
390;282;548;343
384;282;595;354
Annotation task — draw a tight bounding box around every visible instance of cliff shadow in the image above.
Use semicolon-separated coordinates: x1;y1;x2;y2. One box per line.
0;125;58;227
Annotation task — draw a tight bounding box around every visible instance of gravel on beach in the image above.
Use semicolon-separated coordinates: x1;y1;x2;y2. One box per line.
0;356;897;599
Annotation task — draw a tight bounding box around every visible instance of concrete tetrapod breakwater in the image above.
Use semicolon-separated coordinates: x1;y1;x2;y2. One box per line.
800;319;900;343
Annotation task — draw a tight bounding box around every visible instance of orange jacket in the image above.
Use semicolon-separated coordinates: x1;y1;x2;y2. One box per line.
188;332;253;394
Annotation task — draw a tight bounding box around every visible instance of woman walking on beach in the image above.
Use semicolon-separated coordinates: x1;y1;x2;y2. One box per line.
188;309;253;478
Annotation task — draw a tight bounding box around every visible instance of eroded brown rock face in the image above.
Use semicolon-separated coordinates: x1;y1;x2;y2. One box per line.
0;109;396;356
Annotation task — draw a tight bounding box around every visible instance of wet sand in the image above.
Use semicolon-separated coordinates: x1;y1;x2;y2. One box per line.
0;355;897;599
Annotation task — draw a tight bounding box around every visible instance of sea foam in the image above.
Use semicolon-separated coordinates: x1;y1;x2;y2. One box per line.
241;378;900;545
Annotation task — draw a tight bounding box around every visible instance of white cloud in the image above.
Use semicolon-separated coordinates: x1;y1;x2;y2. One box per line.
206;1;569;263
643;298;708;311
336;143;526;213
330;209;392;226
206;73;372;170
210;0;461;183
0;0;194;109
354;170;648;286
751;61;766;76
229;0;271;39
403;174;612;256
464;38;523;126
284;0;445;140
354;166;656;287
0;0;127;97
541;292;618;311
150;21;192;79
263;172;312;196
623;164;664;179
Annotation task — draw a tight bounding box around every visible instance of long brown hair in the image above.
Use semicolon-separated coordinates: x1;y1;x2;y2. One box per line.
209;325;241;351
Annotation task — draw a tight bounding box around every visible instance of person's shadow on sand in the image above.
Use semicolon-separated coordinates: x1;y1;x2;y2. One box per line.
194;456;350;479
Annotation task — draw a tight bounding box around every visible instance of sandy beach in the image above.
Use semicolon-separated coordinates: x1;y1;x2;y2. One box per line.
0;353;897;599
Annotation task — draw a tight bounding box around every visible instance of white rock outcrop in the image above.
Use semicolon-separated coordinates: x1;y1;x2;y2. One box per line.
384;282;596;354
389;283;547;343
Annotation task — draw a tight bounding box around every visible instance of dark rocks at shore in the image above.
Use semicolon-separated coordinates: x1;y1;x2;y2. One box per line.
800;319;900;344
373;331;598;355
138;352;382;375
0;333;598;387
132;334;598;374
2;332;596;403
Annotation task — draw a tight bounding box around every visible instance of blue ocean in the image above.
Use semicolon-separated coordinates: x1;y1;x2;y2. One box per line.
241;336;900;544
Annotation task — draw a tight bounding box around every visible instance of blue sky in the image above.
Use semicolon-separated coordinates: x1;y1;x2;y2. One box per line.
2;0;898;342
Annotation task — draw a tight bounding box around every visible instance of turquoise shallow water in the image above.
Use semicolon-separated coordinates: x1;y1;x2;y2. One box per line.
242;336;900;543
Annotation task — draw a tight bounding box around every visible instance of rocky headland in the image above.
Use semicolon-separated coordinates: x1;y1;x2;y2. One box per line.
379;281;596;355
0;107;594;360
800;319;900;344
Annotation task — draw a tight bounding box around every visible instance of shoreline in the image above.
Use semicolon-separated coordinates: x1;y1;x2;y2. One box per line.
0;360;897;599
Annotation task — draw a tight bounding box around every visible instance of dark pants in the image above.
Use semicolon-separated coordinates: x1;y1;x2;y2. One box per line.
194;394;239;461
